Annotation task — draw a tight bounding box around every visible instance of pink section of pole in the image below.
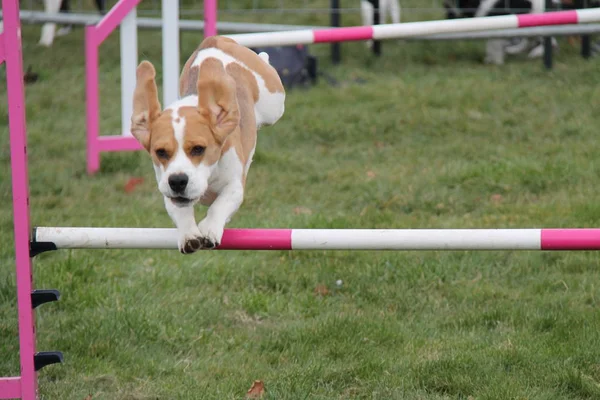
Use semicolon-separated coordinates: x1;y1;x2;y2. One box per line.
0;377;21;399
86;26;101;175
97;136;143;152
95;0;143;43
313;26;373;43
204;0;217;37
517;10;578;28
0;33;5;65
3;0;38;398
541;229;600;250
218;229;292;250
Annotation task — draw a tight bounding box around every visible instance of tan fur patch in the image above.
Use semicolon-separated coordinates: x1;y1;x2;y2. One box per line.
148;110;177;168
177;106;222;167
223;63;257;164
199;36;284;94
179;47;201;97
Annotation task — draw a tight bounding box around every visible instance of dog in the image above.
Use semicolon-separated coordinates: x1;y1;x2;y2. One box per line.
361;0;401;47
443;0;557;64
39;0;105;47
130;36;286;254
361;0;401;25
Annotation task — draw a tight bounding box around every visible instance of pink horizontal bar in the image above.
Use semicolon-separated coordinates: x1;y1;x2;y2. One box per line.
541;229;600;250
518;10;578;28
94;0;142;44
313;26;373;43
218;229;292;250
97;136;143;152
0;377;21;399
0;33;5;65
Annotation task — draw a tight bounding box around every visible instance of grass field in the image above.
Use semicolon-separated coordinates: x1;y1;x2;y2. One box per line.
2;3;600;399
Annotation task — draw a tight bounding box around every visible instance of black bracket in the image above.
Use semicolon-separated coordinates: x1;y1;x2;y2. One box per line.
30;228;57;257
34;351;64;371
31;289;61;309
30;241;57;257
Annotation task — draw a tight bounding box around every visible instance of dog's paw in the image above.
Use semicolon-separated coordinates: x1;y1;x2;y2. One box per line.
197;219;224;250
178;229;204;254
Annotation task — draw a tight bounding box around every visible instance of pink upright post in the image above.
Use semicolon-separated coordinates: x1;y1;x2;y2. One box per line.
85;0;144;174
85;26;101;175
0;33;5;64
204;0;217;37
2;0;38;398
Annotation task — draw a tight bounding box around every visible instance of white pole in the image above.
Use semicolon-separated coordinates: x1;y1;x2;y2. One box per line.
34;227;548;251
161;0;179;106
120;8;137;137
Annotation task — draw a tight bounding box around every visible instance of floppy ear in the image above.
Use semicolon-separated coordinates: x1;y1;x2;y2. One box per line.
131;61;161;151
197;58;240;144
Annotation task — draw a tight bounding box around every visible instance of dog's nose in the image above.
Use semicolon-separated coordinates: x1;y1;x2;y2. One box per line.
168;173;189;193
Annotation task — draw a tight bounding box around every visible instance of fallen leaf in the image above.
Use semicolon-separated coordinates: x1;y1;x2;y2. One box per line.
375;141;386;149
366;170;376;179
490;194;503;204
314;284;330;297
246;380;265;399
124;177;144;193
84;395;93;400
293;207;312;215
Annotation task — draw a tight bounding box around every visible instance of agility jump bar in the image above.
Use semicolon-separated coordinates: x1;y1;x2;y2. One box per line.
32;227;600;251
225;8;600;47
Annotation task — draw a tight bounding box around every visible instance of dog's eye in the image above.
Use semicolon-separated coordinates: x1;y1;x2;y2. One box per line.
191;146;206;156
155;149;169;159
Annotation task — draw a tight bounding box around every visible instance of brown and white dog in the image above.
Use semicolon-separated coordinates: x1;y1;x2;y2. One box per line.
131;36;285;254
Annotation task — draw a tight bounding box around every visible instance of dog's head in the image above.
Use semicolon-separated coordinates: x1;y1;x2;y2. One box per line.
131;59;240;207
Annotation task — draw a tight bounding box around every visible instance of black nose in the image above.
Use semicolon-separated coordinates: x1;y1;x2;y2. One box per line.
168;173;188;193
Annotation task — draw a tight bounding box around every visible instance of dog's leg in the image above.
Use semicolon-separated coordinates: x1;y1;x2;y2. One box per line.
197;182;244;249
360;0;374;48
379;0;389;24
389;0;401;24
95;0;107;14
164;197;204;254
40;0;63;47
56;0;73;37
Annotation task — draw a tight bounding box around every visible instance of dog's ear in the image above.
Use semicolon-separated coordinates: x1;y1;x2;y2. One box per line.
197;58;240;144
131;61;161;151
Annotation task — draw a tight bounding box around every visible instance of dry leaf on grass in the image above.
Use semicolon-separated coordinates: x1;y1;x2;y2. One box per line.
314;284;330;297
246;380;265;399
490;194;503;204
124;177;144;193
83;395;93;400
293;207;312;215
366;170;376;179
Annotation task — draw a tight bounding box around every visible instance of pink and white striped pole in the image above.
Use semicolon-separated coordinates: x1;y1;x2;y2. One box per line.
34;227;600;251
225;8;600;47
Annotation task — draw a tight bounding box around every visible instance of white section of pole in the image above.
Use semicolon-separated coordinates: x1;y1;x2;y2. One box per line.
162;0;179;106
120;8;137;137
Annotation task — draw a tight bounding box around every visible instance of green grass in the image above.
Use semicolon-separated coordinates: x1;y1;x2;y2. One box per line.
2;7;600;399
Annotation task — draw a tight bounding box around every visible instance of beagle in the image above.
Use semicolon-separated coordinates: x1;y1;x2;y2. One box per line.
131;36;285;253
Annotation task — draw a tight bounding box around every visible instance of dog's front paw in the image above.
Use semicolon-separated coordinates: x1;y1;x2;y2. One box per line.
197;219;224;249
178;229;204;254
